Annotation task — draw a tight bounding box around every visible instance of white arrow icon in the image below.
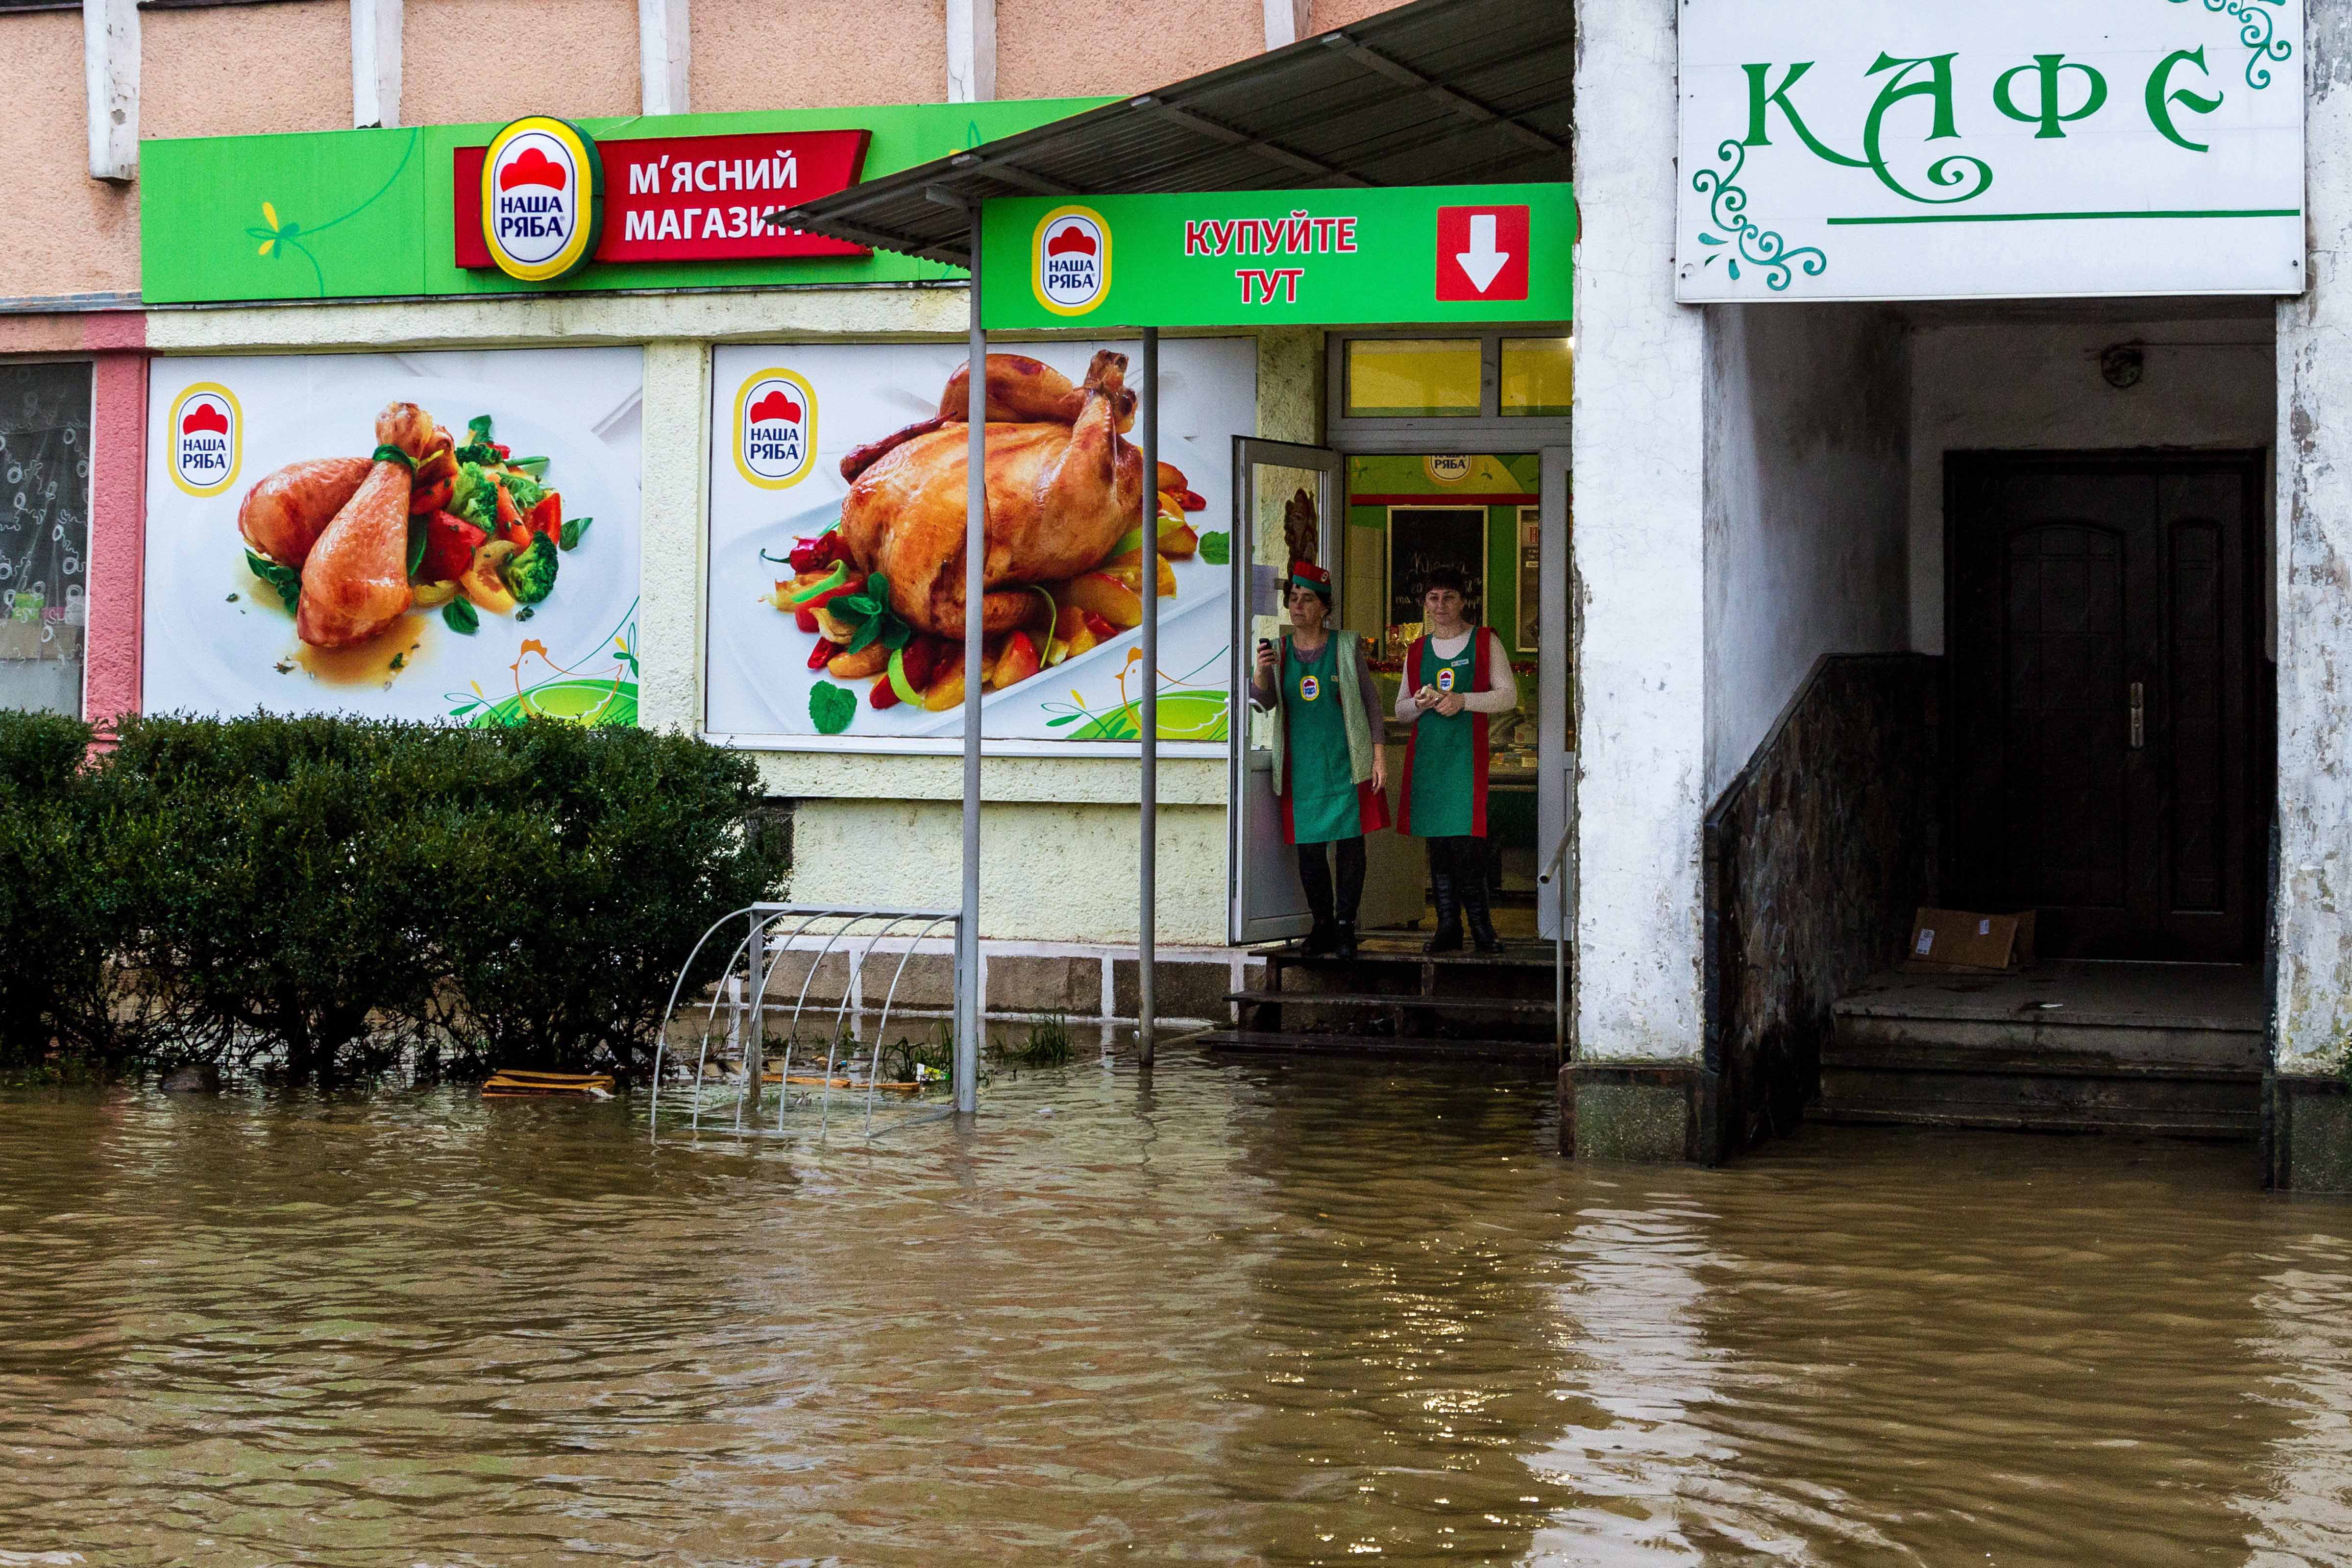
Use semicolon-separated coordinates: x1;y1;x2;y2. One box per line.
1456;212;1511;293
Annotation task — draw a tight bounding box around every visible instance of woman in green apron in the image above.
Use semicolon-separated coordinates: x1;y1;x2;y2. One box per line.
1394;566;1519;953
1249;561;1389;958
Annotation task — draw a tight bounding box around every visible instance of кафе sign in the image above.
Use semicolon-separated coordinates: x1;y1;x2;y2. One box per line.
1677;0;2305;301
978;183;1575;330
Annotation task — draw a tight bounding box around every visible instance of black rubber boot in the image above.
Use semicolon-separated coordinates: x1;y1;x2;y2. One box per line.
1459;841;1501;954
1424;870;1463;954
1333;919;1358;960
1297;843;1338;956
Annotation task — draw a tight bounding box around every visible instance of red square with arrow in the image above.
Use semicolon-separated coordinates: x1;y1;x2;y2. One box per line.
1435;205;1530;302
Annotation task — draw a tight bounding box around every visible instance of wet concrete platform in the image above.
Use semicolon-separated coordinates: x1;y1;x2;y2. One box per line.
1822;961;2265;1137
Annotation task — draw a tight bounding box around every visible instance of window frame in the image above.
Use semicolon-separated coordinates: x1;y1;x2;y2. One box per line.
1324;327;1573;453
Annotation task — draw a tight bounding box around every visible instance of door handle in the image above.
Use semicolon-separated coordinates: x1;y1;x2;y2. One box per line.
2129;681;2145;749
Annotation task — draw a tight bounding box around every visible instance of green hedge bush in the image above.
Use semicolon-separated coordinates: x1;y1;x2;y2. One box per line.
0;710;787;1079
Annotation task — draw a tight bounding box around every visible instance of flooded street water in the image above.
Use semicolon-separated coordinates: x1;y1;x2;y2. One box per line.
5;1048;2352;1566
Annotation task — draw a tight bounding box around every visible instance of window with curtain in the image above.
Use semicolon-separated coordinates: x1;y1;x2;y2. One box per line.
0;361;93;717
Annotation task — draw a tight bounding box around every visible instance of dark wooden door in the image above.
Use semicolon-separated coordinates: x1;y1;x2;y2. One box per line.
1946;453;2262;960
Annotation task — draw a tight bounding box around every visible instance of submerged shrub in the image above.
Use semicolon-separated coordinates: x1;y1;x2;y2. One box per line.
0;711;787;1080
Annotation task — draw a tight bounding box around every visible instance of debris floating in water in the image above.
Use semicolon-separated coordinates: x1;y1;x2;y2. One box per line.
482;1069;617;1099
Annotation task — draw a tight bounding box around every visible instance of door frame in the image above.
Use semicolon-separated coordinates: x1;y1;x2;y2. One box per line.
1941;446;2269;961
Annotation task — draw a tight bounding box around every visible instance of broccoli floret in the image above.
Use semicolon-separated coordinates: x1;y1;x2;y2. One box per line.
503;536;560;605
503;471;549;512
450;462;501;530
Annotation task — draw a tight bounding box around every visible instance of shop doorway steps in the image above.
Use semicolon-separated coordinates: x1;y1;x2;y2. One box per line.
1195;933;1564;1067
1818;961;2264;1138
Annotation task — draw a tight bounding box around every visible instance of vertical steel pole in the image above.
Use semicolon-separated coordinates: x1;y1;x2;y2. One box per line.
1138;327;1159;1067
957;216;985;1116
743;912;765;1116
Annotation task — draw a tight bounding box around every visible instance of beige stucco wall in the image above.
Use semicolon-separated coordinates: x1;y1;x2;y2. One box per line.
0;10;138;301
693;0;949;111
403;0;640;126
997;0;1259;99
143;1;352;139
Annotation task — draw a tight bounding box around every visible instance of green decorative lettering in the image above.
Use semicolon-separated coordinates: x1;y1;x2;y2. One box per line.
1863;52;1993;205
1993;54;2109;140
1740;62;1868;168
2147;47;2225;153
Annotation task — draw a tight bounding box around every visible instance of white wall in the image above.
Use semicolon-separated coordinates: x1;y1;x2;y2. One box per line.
1907;317;2277;655
1571;0;1709;1065
1702;303;1910;797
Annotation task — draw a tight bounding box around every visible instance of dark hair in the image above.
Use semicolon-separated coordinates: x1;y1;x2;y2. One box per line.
1420;566;1470;598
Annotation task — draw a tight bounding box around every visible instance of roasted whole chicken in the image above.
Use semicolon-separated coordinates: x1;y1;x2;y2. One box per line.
293;403;435;649
838;351;1144;639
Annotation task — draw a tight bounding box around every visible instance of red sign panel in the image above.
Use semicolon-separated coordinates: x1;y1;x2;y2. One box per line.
1434;204;1530;303
455;128;872;268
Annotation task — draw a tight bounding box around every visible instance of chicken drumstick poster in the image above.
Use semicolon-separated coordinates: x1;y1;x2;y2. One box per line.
705;338;1253;744
144;348;643;727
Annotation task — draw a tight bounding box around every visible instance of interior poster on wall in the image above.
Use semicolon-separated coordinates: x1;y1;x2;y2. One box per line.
143;349;642;726
705;338;1253;747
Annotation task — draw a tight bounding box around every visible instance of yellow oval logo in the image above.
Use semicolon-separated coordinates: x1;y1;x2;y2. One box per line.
168;383;241;498
734;369;817;490
1032;205;1110;317
482;117;603;283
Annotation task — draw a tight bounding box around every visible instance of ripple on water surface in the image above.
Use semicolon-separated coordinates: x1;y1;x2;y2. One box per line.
3;1050;2352;1566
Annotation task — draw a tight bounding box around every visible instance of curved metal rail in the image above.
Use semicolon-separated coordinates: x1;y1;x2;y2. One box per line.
651;904;963;1139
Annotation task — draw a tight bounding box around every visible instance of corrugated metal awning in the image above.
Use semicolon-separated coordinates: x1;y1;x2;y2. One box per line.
768;0;1572;267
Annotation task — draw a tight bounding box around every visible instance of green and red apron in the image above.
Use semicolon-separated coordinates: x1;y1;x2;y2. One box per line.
1278;636;1391;845
1396;631;1491;839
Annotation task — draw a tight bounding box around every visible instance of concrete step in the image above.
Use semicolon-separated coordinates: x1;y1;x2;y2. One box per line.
1227;988;1557;1016
1226;986;1560;1044
1820;962;2263;1138
1195;1029;1561;1066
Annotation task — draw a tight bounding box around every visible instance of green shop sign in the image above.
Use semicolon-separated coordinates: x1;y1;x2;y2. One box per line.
978;183;1573;331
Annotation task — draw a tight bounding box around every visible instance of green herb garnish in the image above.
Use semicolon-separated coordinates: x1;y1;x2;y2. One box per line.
809;681;857;735
245;550;301;613
371;443;416;472
405;514;428;580
442;598;480;635
560;516;591;551
825;571;911;656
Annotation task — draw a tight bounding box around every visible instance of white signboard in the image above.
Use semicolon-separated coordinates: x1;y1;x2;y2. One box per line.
145;349;642;726
704;339;1253;750
1677;0;2304;302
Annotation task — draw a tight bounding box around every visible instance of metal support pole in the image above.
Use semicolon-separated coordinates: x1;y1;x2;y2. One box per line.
1138;328;1159;1067
956;215;986;1116
743;912;766;1115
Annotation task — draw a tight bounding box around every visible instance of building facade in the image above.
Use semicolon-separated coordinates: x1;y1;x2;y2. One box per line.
6;0;2350;1188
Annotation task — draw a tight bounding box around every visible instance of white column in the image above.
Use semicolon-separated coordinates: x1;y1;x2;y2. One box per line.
636;341;710;735
2274;25;2352;1075
82;0;137;183
1263;0;1310;49
350;0;402;129
1569;0;1708;1064
946;0;996;103
639;0;689;117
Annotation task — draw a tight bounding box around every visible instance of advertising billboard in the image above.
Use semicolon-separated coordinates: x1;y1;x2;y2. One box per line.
704;338;1255;747
143;348;642;726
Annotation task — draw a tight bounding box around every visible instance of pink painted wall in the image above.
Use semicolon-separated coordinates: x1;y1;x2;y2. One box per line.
80;321;148;732
1306;0;1414;34
694;0;948;111
403;0;640;127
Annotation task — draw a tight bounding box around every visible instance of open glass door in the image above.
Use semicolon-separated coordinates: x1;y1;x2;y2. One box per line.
1229;438;1343;946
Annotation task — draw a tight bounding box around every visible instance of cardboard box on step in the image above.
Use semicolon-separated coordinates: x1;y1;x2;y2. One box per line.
1903;907;2036;974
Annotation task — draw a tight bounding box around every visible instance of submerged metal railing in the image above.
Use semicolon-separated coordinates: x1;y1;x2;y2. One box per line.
650;904;964;1139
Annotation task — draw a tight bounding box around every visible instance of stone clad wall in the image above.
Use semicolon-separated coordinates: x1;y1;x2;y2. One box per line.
1703;653;1943;1157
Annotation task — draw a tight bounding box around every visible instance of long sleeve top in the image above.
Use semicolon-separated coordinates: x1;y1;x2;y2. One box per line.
1394;628;1519;723
1249;631;1387;741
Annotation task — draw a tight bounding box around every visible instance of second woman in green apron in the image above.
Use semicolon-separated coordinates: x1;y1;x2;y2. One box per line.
1394;566;1519;953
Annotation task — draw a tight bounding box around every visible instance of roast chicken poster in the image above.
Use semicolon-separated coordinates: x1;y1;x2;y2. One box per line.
143;349;642;726
705;339;1253;744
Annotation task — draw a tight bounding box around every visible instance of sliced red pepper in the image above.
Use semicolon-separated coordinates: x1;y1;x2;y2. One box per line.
525;492;562;538
869;673;901;709
1181;489;1207;512
493;481;522;531
420;511;487;582
807;637;838;671
490;442;511;460
794;606;819;633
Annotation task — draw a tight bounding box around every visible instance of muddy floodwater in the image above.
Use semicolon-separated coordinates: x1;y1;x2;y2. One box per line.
6;1048;2352;1565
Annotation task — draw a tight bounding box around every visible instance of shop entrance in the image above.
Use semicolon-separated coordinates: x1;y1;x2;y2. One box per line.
1229;331;1572;953
1945;451;2268;962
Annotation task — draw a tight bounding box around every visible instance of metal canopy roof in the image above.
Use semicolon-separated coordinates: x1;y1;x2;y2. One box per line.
768;0;1573;268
